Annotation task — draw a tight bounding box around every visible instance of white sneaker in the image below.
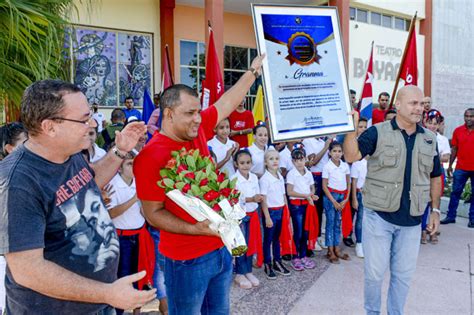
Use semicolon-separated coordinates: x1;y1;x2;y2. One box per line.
355;243;364;258
245;273;260;287
235;274;252;289
315;241;323;251
318;238;328;249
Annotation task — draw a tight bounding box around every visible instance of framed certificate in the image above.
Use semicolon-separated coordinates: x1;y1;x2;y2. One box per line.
252;5;354;142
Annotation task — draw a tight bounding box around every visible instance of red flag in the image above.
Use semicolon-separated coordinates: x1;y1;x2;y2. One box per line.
201;28;224;109
399;23;417;86
161;45;174;92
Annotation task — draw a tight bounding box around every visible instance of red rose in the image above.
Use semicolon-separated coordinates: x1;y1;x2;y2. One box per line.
217;172;226;183
220;188;231;198
182;183;191;193
212;204;221;212
177;164;188;173
199;178;209;187
230;197;239;205
165;158;177;169
204;190;219;201
184;172;195;180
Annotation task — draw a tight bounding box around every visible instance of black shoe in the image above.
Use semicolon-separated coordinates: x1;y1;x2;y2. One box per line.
273;261;291;276
264;264;277;280
468;221;474;228
440;217;456;225
343;237;355;247
282;254;292;261
306;249;315;258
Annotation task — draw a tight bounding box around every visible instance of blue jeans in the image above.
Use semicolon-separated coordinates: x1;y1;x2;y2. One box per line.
363;208;421;315
421;203;431;231
235;215;252;274
263;208;283;264
354;192;364;243
324;192;345;247
148;227;167;300
447;169;474;221
116;234;139;315
289;204;309;258
95;306;116;315
164;247;232;315
312;173;324;236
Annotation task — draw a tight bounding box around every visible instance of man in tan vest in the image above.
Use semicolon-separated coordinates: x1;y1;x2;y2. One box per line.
344;85;441;314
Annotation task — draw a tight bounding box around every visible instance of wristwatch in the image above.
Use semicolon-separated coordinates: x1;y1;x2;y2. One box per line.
431;208;441;215
112;146;128;159
248;67;259;79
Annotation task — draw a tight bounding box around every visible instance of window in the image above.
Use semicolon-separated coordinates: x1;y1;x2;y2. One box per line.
382;15;392;28
371;12;381;25
66;26;154;107
179;41;260;109
179;40;206;92
350;7;356;20
406;19;411;31
394;17;405;30
356;9;368;23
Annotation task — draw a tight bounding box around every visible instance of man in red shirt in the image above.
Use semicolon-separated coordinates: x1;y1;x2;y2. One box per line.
133;55;264;314
442;108;474;227
229;99;255;148
372;92;390;124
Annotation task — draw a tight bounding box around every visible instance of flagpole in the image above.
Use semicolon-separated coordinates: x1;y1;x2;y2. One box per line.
357;41;374;110
389;11;417;109
165;45;174;85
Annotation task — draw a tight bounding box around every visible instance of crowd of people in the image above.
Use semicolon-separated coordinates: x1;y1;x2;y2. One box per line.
0;55;473;314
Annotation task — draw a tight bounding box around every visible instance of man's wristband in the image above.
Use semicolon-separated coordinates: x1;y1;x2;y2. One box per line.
431;208;441;215
112;146;128;159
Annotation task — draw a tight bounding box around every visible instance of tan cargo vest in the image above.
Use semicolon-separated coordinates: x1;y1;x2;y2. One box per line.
363;121;437;216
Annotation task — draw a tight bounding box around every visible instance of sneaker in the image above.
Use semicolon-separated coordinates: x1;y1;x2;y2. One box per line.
355;243;364;258
291;258;304;271
273;261;291;276
440;217;456;225
235;274;252;289
301;257;316;269
318;238;327;249
282;254;292;261
245;273;260;287
314;242;323;251
264;264;277;280
306;249;315;257
343;237;355;247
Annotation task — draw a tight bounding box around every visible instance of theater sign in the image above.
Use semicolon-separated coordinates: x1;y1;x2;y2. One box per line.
348;21;425;101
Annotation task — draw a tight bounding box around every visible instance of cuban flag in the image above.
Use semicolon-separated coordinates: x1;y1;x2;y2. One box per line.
359;44;374;126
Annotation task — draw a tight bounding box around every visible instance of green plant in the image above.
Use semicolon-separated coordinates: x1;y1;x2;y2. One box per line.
462;180;471;203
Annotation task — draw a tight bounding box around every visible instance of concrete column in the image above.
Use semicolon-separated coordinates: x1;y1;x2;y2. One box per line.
160;0;175;78
205;0;224;71
420;0;432;96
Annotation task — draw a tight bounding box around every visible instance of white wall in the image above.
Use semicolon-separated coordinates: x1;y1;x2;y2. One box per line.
348;20;424;103
352;0;425;19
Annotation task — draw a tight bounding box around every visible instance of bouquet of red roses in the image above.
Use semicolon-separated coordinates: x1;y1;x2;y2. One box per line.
158;148;248;256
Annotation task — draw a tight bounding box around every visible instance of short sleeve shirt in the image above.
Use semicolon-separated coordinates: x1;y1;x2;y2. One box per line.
286;168;315;199
133;106;223;260
451;124;474;171
259;171;286;208
322;160;350;191
436;133;451;157
108;174;144;230
229;110;255;148
350;159;368;189
247;143;266;177
303;138;329;173
279;147;294;172
0;146;118;314
232;171;260;212
207;136;236;177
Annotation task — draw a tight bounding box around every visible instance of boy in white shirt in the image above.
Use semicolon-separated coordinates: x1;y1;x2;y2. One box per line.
351;157;368;258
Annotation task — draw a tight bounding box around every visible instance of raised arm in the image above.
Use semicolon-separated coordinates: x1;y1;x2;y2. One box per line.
343;111;363;163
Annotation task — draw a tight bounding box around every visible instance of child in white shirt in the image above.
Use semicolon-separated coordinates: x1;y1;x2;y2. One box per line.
248;121;271;177
207;117;238;177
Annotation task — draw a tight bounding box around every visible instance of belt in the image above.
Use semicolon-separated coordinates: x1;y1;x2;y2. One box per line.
356;188;362;193
312;172;322;176
116;226;143;236
268;206;284;211
289;199;309;205
328;188;348;195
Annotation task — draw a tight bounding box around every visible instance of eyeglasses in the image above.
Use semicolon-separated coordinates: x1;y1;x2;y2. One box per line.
50;115;94;126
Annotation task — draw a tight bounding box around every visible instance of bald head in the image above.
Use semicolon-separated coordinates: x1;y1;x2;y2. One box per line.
394;86;424;126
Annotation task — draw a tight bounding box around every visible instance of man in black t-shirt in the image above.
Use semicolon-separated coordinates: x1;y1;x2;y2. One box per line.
344;86;441;314
0;80;155;314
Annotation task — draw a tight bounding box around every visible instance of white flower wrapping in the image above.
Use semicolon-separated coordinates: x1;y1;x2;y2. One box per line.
166;189;248;256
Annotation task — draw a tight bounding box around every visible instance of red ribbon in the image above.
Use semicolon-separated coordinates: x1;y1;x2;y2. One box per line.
304;203;319;250
246;211;263;267
280;205;297;256
328;188;353;238
116;225;155;290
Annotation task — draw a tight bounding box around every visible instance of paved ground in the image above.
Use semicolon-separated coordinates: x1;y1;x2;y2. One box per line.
135;204;474;315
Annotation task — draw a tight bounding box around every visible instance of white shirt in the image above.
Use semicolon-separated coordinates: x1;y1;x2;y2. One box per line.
247;143;266;177
207;136;236;177
108;174;145;230
350;159;368;189
259;170;286;207
92;112;105;133
232;171;260;212
303;137;329;173
90;143;107;163
437;133;451;156
286;168;315;199
279;147;294;172
322;159;350;191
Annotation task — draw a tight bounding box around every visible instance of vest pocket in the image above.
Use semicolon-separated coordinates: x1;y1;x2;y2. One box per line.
419;152;434;174
379;148;399;168
411;184;431;216
365;181;392;209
